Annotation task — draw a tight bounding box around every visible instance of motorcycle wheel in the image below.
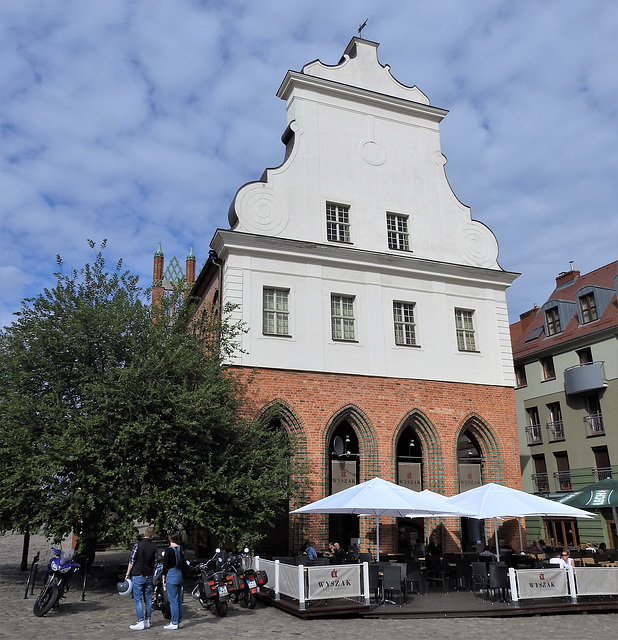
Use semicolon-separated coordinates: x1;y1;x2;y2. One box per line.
244;589;256;609
214;597;228;617
33;585;60;617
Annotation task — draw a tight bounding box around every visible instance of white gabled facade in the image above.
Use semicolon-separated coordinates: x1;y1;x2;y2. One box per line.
214;37;517;386
192;37;521;557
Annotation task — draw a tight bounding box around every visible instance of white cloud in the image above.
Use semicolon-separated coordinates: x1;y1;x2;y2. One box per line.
1;0;617;328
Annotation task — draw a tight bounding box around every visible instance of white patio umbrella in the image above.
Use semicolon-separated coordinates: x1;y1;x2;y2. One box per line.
291;477;473;561
445;483;596;561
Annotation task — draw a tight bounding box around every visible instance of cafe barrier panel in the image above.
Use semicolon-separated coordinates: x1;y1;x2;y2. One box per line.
510;566;618;607
253;558;370;611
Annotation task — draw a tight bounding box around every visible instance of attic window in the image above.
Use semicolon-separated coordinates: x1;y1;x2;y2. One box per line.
545;307;561;336
525;326;544;342
579;292;598;324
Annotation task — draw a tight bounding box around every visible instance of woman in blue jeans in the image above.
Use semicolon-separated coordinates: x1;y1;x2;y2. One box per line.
161;532;184;630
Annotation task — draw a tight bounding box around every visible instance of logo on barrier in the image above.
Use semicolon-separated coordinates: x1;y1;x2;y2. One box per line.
331;570;338;578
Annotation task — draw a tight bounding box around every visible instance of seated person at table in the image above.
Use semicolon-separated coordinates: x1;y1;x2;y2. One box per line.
527;539;543;553
323;542;335;557
479;545;496;560
332;542;346;561
303;540;317;561
426;534;442;557
556;548;574;568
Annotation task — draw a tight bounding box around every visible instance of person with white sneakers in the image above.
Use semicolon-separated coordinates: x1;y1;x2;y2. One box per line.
161;531;184;630
125;526;158;631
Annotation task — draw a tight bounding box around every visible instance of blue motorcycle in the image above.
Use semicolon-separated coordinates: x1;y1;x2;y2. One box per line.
33;547;81;616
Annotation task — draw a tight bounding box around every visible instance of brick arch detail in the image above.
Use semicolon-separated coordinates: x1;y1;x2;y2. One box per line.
456;412;505;485
393;409;446;493
323;404;380;488
258;398;307;446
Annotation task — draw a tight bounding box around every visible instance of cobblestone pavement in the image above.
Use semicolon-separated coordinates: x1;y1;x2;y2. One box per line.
3;531;618;639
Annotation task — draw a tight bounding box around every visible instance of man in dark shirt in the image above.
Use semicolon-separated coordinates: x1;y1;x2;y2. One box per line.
333;542;346;561
125;526;158;630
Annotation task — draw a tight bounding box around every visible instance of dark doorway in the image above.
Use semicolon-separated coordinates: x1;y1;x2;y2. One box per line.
458;429;484;550
328;420;360;550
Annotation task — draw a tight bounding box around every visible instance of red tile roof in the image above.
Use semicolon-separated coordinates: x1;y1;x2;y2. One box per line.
511;261;618;360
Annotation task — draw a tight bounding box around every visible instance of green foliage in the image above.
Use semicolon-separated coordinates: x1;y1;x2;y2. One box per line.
0;241;296;551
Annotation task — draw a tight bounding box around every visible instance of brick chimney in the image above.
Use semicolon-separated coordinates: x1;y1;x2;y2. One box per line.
555;269;580;288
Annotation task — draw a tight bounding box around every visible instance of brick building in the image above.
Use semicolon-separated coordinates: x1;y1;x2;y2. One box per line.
187;37;520;558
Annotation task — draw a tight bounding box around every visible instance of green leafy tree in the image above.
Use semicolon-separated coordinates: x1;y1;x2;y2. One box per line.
0;241;298;559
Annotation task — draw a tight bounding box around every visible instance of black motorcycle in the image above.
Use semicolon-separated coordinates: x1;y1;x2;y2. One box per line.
151;553;171;620
191;549;233;617
33;547;81;617
227;548;268;609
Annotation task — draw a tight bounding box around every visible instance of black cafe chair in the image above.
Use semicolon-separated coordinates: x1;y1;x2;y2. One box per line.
487;563;510;603
471;561;489;599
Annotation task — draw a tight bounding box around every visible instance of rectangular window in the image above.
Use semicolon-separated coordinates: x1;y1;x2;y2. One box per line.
393;301;417;346
547;402;564;441
580;293;598;324
455;309;476;351
262;288;289;336
554;451;571;491
386;213;409;251
515;365;527;387
541;356;555;380
545;307;561;336
526;407;542;445
532;454;549;493
331;294;355;341
326;202;350;243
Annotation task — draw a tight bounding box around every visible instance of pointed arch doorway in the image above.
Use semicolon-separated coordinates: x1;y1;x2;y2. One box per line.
328;420;360;552
458;429;485;550
396;425;426;556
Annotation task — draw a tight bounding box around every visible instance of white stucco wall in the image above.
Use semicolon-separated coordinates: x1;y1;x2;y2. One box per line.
216;38;517;387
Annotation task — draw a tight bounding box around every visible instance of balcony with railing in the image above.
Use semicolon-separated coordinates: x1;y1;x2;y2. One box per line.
593;467;613;481
584;413;605;437
532;473;550;494
546;420;565;442
564;361;607;395
553;470;572;492
525;424;543;446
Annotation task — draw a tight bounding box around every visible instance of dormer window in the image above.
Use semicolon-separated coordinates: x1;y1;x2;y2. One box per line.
579;292;598;324
545;307;561;336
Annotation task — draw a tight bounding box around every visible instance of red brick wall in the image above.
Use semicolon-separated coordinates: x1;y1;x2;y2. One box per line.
231;366;521;555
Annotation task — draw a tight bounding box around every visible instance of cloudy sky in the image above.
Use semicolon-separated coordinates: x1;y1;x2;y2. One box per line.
1;0;617;329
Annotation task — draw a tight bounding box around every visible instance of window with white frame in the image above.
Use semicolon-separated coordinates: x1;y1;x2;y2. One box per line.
455;309;476;351
545;306;561;336
331;294;355;341
387;213;410;251
579;292;598;324
326;202;351;243
393;301;417;346
263;288;290;336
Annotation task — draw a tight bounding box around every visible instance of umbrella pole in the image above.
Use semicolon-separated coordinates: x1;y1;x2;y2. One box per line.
518;517;524;551
612;507;618;548
494;518;500;563
376;516;380;562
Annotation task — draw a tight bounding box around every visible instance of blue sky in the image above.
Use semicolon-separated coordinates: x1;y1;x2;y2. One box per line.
1;0;617;328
